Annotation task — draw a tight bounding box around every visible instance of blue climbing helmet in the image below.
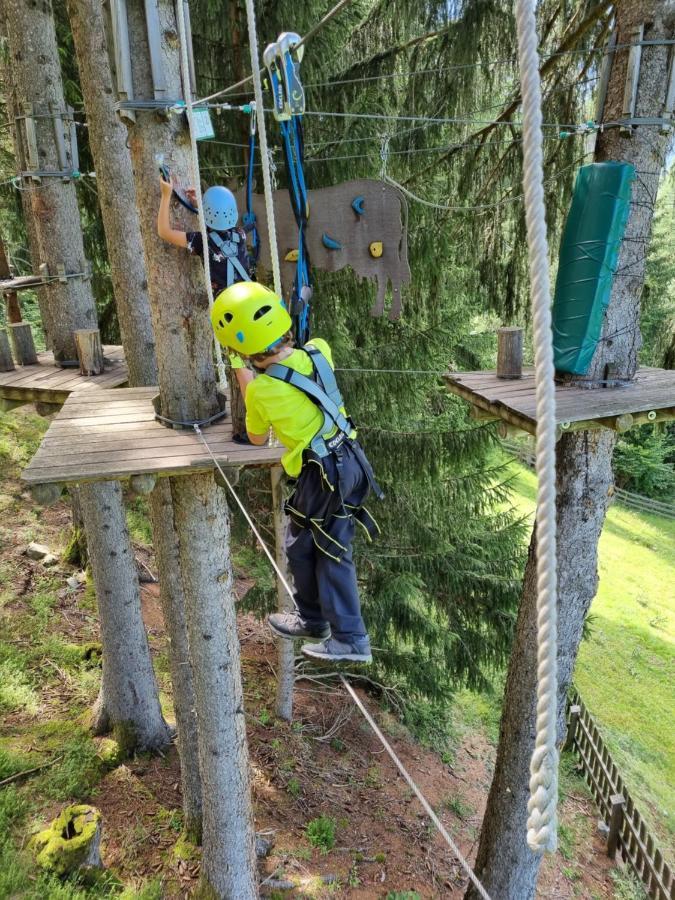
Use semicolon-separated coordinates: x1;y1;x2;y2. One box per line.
203;185;239;231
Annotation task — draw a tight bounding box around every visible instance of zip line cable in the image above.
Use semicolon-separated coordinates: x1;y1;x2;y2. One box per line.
515;0;559;855
192;423;491;900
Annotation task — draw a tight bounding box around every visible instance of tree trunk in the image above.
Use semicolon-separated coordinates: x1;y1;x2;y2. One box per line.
467;4;673;898
66;0;202;831
119;2;257;893
83;481;171;753
148;481;202;840
0;22;51;345
0;233;21;324
271;466;294;721
3;0;96;364
64;0;156;387
3;0;170;756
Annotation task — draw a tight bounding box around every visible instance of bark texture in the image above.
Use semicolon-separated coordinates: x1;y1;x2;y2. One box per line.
66;0;201;816
271;466;295;721
3;0;96;363
83;480;171;753
148;481;203;838
172;473;256;893
467;4;673;898
65;0;157;387
0;233;21;323
120;2;257;893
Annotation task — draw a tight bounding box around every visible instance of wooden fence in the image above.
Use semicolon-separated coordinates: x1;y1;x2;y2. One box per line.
500;439;675;519
565;692;674;899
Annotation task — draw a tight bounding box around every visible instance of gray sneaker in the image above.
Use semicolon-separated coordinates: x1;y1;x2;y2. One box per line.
268;612;330;640
301;637;372;664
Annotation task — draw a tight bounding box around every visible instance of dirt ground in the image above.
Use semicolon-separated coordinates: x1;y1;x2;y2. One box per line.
0;407;630;898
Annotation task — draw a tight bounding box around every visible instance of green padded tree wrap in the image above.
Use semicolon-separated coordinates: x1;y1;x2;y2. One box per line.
551;162;635;375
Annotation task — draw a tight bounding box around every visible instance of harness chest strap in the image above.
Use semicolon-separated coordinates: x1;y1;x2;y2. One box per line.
208;230;251;286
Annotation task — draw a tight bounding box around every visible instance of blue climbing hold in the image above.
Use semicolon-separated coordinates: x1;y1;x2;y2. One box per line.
322;233;342;251
351;196;365;216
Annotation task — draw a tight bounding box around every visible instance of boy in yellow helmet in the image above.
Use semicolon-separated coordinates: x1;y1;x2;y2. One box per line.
211;282;382;663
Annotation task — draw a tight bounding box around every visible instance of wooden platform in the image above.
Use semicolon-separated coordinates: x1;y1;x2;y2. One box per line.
444;367;675;434
22;387;282;487
0;346;128;405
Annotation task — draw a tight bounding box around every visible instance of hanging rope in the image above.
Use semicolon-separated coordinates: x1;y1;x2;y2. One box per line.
192;424;491;900
243;0;283;297
176;0;227;387
515;0;559;855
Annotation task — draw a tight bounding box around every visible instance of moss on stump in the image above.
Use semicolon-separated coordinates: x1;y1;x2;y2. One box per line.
31;805;102;875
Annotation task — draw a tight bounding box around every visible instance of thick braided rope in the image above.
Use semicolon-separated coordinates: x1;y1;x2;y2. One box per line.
243;0;283;297
515;0;559;854
177;0;227;387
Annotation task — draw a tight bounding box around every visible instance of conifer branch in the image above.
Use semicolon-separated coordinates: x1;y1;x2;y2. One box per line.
404;0;613;185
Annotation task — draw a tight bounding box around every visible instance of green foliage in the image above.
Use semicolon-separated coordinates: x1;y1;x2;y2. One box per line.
126;496;153;547
610;869;648;900
305;815;337;853
0;659;40;715
613;425;675;500
38;730;102;802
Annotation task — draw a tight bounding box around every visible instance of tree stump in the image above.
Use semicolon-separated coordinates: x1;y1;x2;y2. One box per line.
75;329;104;376
497;326;523;379
8;322;38;366
0;330;15;371
31;805;103;875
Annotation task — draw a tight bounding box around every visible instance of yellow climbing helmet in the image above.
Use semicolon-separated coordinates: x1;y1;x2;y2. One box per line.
211;281;292;355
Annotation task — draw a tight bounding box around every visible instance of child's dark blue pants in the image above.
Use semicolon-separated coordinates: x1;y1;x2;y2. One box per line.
284;441;379;643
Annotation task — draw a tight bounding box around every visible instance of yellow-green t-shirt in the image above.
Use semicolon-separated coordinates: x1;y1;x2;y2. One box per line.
245;339;351;477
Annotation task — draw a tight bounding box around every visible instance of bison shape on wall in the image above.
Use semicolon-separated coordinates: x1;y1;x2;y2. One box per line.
235;178;410;320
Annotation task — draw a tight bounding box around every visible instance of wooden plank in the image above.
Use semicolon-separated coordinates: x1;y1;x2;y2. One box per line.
23;447;282;485
27;439;244;469
40;429;235;452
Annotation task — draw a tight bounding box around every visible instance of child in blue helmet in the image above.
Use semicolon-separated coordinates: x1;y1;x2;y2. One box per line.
158;177;252;292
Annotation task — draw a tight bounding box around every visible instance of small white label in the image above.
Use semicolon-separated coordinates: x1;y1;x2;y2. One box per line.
193;107;215;141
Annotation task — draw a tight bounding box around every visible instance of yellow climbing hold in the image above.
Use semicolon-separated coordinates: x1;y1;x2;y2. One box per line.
285;249;299;262
369;241;383;258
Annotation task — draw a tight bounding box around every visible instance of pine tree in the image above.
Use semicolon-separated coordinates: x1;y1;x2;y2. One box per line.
187;0;606;703
467;2;674;896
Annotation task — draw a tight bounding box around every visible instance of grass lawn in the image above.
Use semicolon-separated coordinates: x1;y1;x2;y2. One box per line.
508;462;675;852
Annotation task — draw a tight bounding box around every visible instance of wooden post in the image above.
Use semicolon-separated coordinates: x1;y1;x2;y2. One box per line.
0;233;21;324
271;465;294;722
8;322;38;365
607;793;626;858
74;328;104;375
563;704;581;752
0;331;15;371
497;326;523;379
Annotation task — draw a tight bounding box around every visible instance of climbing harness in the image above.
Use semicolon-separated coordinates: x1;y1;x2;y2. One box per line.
515;0;559;854
264;33;313;345
158;157;251;291
266;343;383;559
243;103;260;272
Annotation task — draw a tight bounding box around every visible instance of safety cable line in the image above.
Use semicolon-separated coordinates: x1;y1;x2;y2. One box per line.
340;676;491;899
192;424;490;899
384;153;592;212
244;0;283;296
516;0;559;855
176;0;228;388
194;0;355;107
301;39;675;90
194;37;675;107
